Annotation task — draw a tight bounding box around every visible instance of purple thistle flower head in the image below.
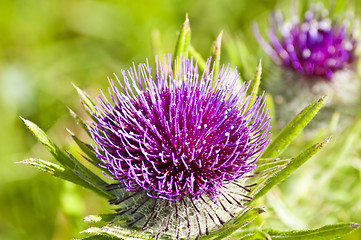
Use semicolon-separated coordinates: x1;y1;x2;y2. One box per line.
90;56;271;203
253;4;357;80
89;56;271;238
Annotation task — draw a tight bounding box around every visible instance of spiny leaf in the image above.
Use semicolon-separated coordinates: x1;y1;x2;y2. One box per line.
19;158;109;199
72;83;98;121
83;214;118;223
72;83;96;113
248;164;289;201
67;106;92;137
81;226;171;240
267;223;361;240
189;45;207;72
172;14;191;64
21;117;112;199
79;235;115;240
83;214;135;232
18;158;87;186
201;207;266;240
236;231;271;240
261;96;327;158
83;213;139;232
251;136;331;202
67;129;113;177
265;93;276;127
66;128;98;165
253;158;290;173
211;31;223;83
229;223;360;240
21;117;73;168
247;59;262;108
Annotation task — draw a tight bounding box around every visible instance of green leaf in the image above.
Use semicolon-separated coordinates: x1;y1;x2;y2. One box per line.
267;223;361;240
72;83;98;120
21;117;113;199
250;137;331;202
81;226;171;240
67;106;92;137
67;129;113;177
188;45;207;72
172;14;191;64
247;59;262;108
79;235;115;240
265;93;276;127
227;229;270;240
19;158;112;201
201;207;265;240
262;96;327;158
237;231;271;240
253;158;290;173
67;128;98;165
83;214;118;223
230;223;360;240
18;158;91;187
211;31;223;83
83;213;138;233
83;214;139;235
21;117;74;168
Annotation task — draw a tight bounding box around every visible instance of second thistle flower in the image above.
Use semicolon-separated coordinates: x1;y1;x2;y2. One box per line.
253;3;357;80
253;3;360;129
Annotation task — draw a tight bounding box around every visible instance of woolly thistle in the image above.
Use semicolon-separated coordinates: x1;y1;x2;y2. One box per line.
88;55;271;239
252;3;359;130
253;2;357;80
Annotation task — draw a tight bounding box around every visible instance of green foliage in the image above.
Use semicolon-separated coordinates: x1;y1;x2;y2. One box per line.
84;214;119;223
72;83;98;120
80;235;115;240
21;117;112;200
189;45;207;72
19;158;88;186
67;107;92;137
66;129;99;166
261;96;328;158
172;15;191;64
251;137;331;202
230;223;361;240
81;226;156;240
203;207;266;240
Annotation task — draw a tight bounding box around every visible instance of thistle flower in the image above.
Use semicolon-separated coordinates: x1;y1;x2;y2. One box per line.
89;56;271;239
252;4;360;130
253;4;357;80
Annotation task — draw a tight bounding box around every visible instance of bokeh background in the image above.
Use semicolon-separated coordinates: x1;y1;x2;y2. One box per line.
1;0;361;239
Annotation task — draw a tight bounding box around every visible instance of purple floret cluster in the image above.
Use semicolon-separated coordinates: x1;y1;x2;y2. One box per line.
89;56;271;202
253;7;357;80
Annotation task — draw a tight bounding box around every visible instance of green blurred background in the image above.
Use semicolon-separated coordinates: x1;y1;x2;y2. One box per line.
1;0;361;239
